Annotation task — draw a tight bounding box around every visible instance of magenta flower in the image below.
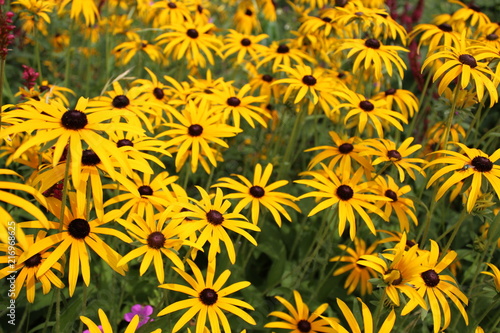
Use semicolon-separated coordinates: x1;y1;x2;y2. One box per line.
124;304;154;327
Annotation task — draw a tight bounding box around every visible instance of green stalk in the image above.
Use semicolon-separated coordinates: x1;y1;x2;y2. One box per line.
77;285;88;333
373;289;388;329
33;29;43;82
467;296;500;333
439;208;468;261
407;71;433;136
465;93;488;142
440;82;461;149
277;107;306;180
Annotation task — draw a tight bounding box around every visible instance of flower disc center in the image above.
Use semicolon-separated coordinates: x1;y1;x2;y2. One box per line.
364;38;381;49
138;185;154;196
147;231;166;249
206;210;224;225
61;110;88;130
249;185;265;198
336;185;354;200
338;143;354;154
387;149;402;161
277;44;290;54
82;149;101;166
153;87;165;100
227;97;241;107
385;88;397;95
471;156;493;172
68;218;91;239
112;95;130;108
359;100;374;111
187;29;199;39
385;189;398;201
199;288;218;305
422;269;440;287
458;54;478;68
188;124;203;136
240;38;252;46
25;253;43;268
302;75;317;86
437;23;453;32
297;320;312;332
117;139;134;147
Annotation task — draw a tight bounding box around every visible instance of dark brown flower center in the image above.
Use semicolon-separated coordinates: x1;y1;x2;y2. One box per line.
335;0;348;7
245;9;253;16
458;54;477;68
61;110;88;130
25;253;42;268
486;33;499;41
197;5;203;13
297;320;312;332
81;149;101;166
302;75;317;86
421;269;440;287
336;185;354;200
385;189;398;201
147;231;166;249
470;156;493;172
153;87;165;100
188;124;203;136
240;38;251;46
68;218;91;239
117;139;134;147
187;29;199;39
277;44;290;54
112;95;130;108
138;185;153;196
338;143;354;154
39;85;50;92
387;150;402;161
385;88;397;95
359;100;374;111
199;288;218;305
365;38;381;49
322;16;332;23
168;1;177;8
437;23;453;32
206;210;224;225
249;185;265;198
181;207;192;221
262;74;273;82
227;97;241;107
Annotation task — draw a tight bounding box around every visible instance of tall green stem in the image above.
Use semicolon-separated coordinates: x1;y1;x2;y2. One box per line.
439;209;468;261
440;83;460;149
277;108;306;179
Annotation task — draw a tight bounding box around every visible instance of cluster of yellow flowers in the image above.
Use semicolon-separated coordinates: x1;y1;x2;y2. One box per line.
1;0;500;333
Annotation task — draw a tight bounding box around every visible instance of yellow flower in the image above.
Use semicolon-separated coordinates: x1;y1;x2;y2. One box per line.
158;99;241;173
257;41;315;72
265;290;336;333
372;88;419;120
158;259;256;332
221;29;268;64
330;238;379;295
0;230;64;303
426;143;500;212
296;166;390;239
112;37;164;65
80;308;162;333
482;263;500;293
213;163;301;226
361;137;427;182
449;0;491;28
175;187;260;263
60;0;99;26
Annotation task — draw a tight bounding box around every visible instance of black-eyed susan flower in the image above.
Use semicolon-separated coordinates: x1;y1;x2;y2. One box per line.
425;143;500;212
176;187;260;263
87;81;157;132
221;29;268;64
155;21;222;68
0;97;138;187
402;240;468;333
158;99;242;173
117;210;196;283
336;37;408;80
213;163;301;226
80;308;162;333
208;83;269;128
18;197;131;296
410;21;461;54
330;238;379;295
296;166;390;239
358;233;428;310
158;259;255;332
449;0;491;28
151;0;191;26
273;65;339;111
329;297;396;333
103;171;178;220
305;132;373;175
233;3;260;35
13;0;54;34
336;89;407;139
426;121;466;148
257;41;315;72
481;263;500;293
372;88;419;120
248;72;281;102
0;230;64;303
361;137;426;182
112;36;164;66
373;175;418;232
265;290;336;333
422;33;500;106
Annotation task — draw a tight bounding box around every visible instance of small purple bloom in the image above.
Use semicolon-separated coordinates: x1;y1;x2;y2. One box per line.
124;304;154;327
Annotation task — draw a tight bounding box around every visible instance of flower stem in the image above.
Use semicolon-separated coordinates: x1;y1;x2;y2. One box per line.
439;208;468;261
277;107;306;180
440;82;460;149
373;289;388;329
